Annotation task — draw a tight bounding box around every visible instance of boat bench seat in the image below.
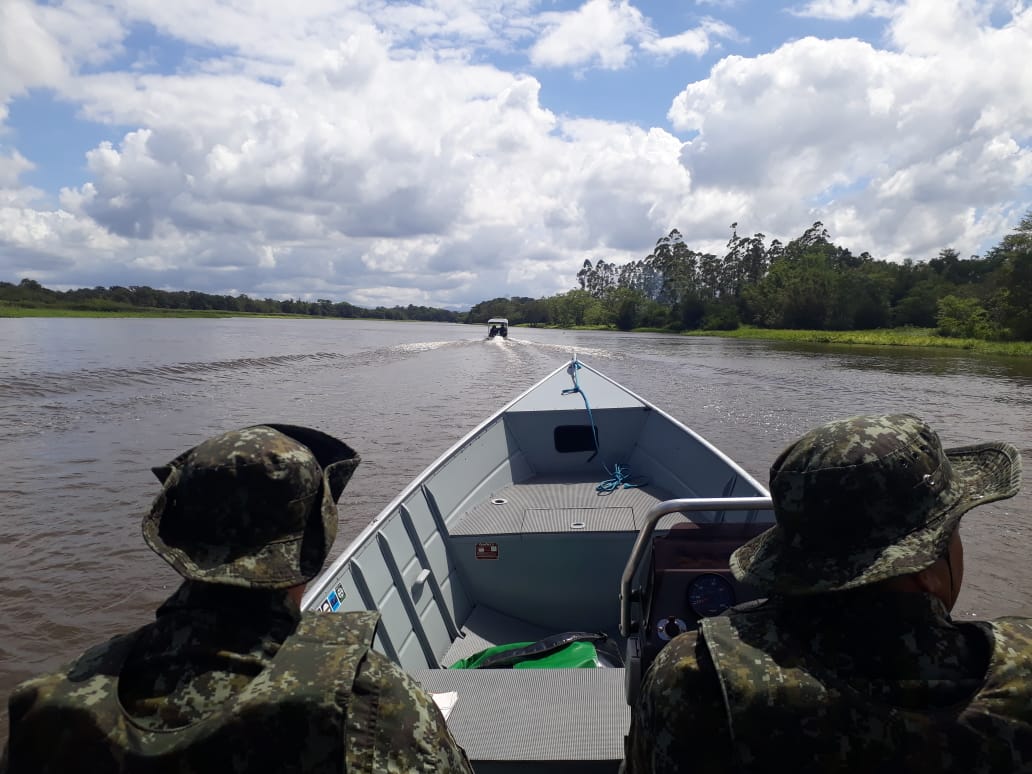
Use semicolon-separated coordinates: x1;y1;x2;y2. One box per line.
412;667;628;774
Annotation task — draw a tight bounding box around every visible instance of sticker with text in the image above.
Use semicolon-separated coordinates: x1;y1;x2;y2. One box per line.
476;542;499;560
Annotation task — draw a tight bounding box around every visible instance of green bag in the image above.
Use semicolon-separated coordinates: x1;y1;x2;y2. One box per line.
448;632;606;669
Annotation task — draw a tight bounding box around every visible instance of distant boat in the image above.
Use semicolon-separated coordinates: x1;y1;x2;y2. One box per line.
487;318;508;338
304;356;773;772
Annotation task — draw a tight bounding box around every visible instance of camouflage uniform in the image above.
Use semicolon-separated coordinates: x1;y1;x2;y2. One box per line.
2;425;472;773
627;414;1029;773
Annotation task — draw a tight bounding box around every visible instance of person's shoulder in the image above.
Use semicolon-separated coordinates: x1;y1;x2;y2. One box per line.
353;649;436;707
643;630;712;698
652;630;704;668
16;628;139;694
986;616;1032;659
7;628;142;741
629;630;731;774
990;615;1032;632
351;653;472;772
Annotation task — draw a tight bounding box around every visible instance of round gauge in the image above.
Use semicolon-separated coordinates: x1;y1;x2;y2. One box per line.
687;573;736;618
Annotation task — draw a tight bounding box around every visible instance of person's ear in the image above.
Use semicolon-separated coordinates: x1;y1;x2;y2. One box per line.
911;559;949;602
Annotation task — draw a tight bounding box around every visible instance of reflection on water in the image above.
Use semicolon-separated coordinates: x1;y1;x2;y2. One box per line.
1;318;1030;745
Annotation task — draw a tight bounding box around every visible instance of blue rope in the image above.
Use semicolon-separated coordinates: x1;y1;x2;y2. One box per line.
596;463;646;494
562;360;598;462
561;360;650;494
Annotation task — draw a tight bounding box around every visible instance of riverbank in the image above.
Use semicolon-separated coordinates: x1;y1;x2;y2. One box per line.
0;305;244;318
558;323;1032;357
683;326;1032;357
6;304;1030;356
0;303;436;322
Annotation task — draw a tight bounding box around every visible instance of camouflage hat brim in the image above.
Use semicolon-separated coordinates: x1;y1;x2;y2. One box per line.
143;425;360;590
730;441;1021;595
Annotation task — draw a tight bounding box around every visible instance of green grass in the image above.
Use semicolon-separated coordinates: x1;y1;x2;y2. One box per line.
681;325;1032;357
0;302;344;320
0;303;248;319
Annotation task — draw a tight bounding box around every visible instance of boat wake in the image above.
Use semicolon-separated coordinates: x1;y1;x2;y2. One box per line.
0;352;352;399
504;338;618;361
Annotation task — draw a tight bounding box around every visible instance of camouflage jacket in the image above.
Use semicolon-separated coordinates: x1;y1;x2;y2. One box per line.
2;582;471;773
626;591;1032;773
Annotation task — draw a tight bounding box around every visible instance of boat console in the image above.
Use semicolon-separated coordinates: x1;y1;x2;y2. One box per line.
620;497;773;706
640;521;768;676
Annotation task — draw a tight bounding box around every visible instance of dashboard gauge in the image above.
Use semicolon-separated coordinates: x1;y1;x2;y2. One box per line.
687;573;736;618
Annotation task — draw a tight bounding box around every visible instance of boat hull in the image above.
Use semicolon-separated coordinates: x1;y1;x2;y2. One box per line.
304;358;774;771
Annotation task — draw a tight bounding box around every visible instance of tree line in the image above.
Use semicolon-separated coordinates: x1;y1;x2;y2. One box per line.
0;279;461;323
467;212;1032;341
5;211;1030;340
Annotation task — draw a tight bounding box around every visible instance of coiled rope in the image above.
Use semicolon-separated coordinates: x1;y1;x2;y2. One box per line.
596;463;647;494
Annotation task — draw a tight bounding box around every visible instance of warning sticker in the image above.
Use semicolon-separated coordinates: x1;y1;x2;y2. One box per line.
476;542;499;560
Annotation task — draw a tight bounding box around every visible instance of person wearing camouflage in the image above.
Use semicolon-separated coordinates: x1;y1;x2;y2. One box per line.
2;424;472;773
626;413;1031;773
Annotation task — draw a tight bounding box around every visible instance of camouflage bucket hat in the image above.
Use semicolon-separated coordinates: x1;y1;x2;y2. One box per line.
142;424;360;590
730;414;1021;595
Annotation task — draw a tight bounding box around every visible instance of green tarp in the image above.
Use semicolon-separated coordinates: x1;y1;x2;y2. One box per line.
449;640;600;670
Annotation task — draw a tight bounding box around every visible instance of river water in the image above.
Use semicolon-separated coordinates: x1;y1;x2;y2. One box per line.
1;318;1030;742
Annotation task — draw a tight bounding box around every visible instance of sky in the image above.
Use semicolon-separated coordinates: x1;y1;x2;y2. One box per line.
1;0;1030;310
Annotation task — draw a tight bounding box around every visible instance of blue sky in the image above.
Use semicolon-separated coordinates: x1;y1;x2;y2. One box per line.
1;0;1030;309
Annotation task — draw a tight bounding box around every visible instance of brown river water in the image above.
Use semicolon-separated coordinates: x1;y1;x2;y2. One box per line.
1;318;1030;745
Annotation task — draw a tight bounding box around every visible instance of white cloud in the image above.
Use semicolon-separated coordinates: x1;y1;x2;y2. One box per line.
1;0;70;100
529;1;735;70
5;11;692;306
530;0;648;70
0;148;35;191
641;18;740;58
0;201;130;278
790;0;898;20
667;1;1032;258
1;0;1030;308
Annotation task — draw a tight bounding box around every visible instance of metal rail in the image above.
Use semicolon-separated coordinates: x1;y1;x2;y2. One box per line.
619;497;774;636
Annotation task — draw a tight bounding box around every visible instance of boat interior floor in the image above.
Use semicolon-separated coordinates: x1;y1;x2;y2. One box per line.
450;473;675;536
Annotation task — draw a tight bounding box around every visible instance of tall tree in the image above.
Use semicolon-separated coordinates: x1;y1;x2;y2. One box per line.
987;211;1032;340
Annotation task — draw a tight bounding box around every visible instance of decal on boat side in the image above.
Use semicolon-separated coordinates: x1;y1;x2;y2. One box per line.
476;542;499;560
327;589;342;610
335;583;346;601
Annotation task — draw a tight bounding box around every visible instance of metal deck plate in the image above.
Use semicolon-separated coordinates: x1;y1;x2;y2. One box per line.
451;476;670;535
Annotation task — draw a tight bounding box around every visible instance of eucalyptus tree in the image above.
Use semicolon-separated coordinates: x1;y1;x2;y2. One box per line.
986;211;1032;339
